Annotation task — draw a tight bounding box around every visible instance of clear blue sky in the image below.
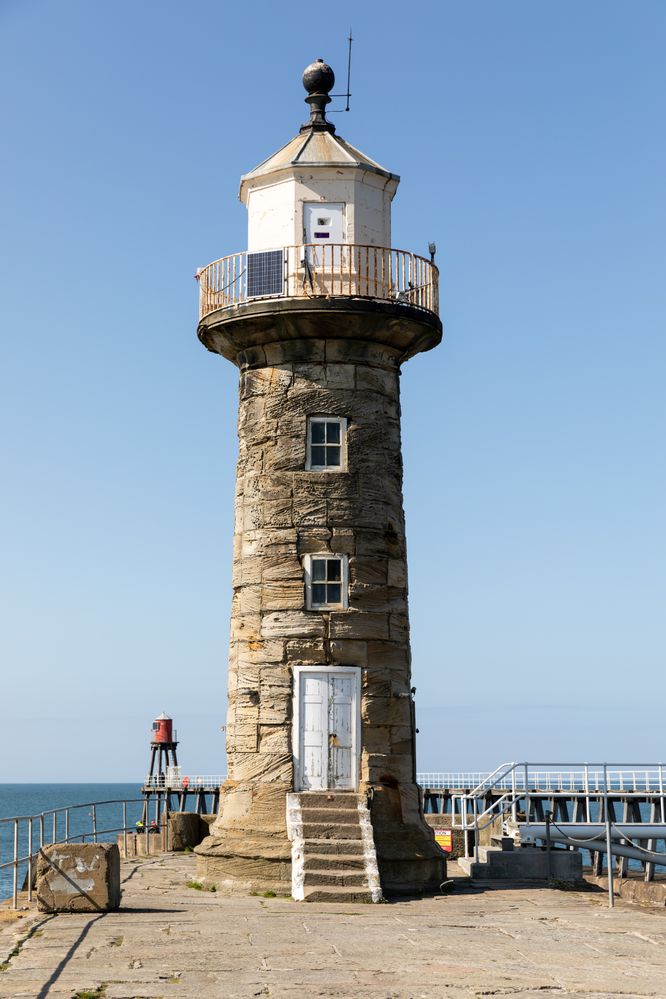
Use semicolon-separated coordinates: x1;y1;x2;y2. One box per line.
2;0;664;781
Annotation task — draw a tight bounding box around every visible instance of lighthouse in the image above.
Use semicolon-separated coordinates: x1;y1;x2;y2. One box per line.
194;59;444;900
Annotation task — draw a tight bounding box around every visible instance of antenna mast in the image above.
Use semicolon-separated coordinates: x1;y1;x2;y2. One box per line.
345;29;353;111
329;29;353;113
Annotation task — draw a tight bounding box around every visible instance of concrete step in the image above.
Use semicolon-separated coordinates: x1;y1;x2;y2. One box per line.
299;808;360;824
303;869;368;888
302;823;362;840
484;847;582;881
298;793;359;810
303;838;365;856
303;853;366;872
476;846;496;864
303;885;374;904
456;856;491;878
457;848;582;882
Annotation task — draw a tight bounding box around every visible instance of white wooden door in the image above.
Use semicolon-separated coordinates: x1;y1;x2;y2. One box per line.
303;204;345;295
300;673;327;789
328;674;354;789
303;203;344;244
298;671;357;791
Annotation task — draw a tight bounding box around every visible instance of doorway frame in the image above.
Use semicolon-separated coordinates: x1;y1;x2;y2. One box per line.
292;664;361;792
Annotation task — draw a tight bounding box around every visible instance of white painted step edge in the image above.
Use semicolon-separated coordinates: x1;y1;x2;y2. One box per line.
357;798;383;903
286;792;305;901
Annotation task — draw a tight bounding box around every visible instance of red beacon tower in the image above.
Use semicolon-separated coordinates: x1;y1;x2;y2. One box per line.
147;712;179;785
141;712;221;819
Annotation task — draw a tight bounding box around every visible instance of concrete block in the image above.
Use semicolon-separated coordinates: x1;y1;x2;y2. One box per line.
460;847;583;882
36;843;121;912
168;812;208;851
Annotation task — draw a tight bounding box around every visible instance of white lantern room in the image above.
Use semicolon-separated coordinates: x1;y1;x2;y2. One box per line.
239;59;399;254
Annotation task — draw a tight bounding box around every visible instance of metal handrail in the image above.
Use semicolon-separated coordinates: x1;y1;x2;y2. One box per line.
0;798;146;911
451;763;666;866
467;792;522;863
421;766;666;793
196;243;439;321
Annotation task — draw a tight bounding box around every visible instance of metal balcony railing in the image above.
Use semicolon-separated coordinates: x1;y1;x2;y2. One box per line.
196;244;439;321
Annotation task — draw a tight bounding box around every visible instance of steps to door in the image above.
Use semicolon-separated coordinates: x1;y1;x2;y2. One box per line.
286;792;382;903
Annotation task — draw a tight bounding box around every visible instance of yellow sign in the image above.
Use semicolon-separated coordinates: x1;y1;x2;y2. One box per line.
435;828;452;853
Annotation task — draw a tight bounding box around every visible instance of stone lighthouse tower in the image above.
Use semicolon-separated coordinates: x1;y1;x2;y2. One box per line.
195;59;444;900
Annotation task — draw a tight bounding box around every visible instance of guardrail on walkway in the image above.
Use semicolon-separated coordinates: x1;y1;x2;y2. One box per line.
0;799;145;910
418;767;666;792
447;762;666;897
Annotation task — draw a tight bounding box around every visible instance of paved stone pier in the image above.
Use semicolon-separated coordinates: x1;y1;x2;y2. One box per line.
2;854;666;998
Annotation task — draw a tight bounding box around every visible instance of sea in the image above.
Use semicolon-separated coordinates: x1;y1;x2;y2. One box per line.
0;783;169;901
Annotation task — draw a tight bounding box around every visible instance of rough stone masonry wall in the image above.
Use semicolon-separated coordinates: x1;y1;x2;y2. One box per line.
227;342;413;787
197;338;443;893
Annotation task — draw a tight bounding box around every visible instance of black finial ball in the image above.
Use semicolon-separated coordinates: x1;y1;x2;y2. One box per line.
302;59;335;95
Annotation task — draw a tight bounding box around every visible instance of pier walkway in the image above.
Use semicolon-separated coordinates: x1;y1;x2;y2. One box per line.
2;854;666;998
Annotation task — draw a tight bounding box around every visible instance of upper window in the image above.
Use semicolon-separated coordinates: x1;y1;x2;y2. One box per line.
306;416;347;471
304;554;349;610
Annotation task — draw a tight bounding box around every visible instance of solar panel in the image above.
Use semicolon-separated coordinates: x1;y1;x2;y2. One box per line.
247;250;284;298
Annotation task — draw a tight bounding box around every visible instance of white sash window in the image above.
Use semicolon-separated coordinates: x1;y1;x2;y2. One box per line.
304;554;349;610
306;416;347;471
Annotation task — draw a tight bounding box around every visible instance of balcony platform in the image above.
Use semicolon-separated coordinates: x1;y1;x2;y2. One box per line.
196;244;442;367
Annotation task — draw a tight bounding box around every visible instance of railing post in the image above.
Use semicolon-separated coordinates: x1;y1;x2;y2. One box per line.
27;818;33;902
584;764;591;821
52;810;57;844
511;766;517;823
123;801;128;859
65;808;70;844
605;817;615;907
659;764;665;823
603;764;614;909
39;813;44;850
13;819;19;910
473;797;479;864
92;804;97;844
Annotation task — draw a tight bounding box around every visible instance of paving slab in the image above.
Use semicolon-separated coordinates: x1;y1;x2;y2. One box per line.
1;853;666;998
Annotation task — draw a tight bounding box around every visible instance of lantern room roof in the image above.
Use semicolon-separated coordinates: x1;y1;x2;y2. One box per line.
239;129;399;203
